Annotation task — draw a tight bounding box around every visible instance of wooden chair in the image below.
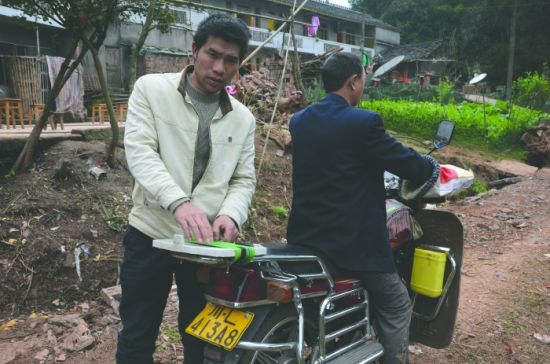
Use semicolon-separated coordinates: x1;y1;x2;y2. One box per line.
91;103;107;125
0;98;25;129
29;103;45;125
115;103;128;124
0;102;5;129
47;112;65;130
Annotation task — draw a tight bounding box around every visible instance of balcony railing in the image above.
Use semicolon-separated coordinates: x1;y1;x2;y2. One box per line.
250;28;272;44
248;26;374;57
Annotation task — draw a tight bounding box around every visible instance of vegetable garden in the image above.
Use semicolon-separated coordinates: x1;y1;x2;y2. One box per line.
359;99;549;152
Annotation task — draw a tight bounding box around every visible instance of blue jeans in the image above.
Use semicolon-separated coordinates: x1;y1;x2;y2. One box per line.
355;271;412;364
116;226;206;364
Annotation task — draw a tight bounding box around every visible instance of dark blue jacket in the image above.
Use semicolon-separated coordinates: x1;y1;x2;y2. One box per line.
287;94;434;272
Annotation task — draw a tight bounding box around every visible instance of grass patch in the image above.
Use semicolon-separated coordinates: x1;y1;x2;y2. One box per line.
523;294;544;308
502;311;520;333
161;325;182;343
460;348;487;364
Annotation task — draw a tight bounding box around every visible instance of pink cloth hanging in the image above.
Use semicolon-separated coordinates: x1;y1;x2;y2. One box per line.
307;16;320;36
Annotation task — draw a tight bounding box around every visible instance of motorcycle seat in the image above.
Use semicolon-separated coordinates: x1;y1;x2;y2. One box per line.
262;242;321;257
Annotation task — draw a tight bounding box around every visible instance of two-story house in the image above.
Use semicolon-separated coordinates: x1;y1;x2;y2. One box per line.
0;1;401;97
102;0;400;89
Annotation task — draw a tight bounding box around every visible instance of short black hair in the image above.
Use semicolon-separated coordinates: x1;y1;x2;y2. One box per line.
193;13;251;60
321;52;363;93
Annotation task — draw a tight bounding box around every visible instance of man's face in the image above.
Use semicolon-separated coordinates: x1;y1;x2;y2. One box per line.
190;36;241;94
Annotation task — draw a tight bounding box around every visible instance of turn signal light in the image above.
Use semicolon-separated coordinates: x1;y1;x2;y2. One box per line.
266;281;293;303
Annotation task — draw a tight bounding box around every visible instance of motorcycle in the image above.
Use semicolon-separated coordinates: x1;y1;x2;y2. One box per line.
153;120;466;363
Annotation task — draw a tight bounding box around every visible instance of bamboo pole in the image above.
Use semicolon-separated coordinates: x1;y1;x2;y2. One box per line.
256;0;298;180
240;0;311;67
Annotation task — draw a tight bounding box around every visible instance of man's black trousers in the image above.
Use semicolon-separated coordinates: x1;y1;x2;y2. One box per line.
116;226;206;364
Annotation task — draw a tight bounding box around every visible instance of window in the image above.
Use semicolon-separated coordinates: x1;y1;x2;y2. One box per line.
236;6;256;27
172;9;188;26
345;32;356;45
317;26;328;40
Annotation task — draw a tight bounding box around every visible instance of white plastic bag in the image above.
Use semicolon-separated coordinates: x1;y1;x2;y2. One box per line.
424;164;474;197
400;164;475;200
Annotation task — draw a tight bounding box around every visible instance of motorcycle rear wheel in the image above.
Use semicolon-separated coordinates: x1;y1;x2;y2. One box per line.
240;305;318;364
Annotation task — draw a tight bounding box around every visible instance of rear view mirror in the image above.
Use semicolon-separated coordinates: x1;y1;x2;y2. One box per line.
433;120;455;150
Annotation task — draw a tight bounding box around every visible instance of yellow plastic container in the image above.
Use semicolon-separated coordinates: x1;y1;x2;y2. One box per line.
410;247;447;298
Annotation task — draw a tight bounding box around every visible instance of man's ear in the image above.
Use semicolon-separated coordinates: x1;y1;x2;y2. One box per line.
348;74;359;91
191;42;199;61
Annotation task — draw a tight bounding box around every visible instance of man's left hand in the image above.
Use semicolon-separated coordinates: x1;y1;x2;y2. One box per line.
213;215;239;241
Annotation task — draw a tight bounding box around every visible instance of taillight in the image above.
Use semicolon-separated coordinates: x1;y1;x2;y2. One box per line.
266;281;293;303
205;267;267;303
334;278;362;292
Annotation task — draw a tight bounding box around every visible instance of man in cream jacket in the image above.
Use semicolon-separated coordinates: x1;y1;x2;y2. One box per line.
116;14;256;364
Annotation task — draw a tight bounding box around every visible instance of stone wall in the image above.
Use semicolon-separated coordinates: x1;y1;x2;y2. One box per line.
142;53;191;74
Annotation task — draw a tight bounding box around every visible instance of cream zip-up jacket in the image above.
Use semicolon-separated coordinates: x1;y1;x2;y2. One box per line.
125;68;256;239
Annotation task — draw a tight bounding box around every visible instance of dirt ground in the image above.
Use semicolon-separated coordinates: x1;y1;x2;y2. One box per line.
0;136;549;364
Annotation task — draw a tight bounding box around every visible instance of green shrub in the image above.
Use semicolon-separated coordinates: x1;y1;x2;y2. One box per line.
439;78;455;105
305;79;326;103
513;71;550;110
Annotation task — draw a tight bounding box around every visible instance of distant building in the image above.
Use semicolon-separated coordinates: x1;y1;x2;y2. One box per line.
0;5;70;105
0;1;401;94
101;0;401;89
379;40;455;84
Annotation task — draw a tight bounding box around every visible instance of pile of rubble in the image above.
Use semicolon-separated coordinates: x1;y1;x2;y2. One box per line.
233;67;307;150
230;49;343;150
521;120;550;167
299;47;342;84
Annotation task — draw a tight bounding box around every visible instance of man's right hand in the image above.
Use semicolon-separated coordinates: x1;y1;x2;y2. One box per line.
173;201;213;243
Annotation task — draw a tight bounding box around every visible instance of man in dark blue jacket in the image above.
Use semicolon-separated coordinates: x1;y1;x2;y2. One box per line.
287;52;437;364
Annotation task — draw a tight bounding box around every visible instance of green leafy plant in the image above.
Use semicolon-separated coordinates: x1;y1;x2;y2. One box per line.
161;326;182;343
99;193;130;232
439;78;455;105
271;205;288;220
469;179;488;195
359;100;549;149
513;71;550;110
305;79;326;103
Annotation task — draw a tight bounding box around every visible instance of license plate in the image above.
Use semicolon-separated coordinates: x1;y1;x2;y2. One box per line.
185;302;254;351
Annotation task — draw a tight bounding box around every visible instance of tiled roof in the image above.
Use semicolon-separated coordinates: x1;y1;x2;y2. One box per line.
380;40;445;62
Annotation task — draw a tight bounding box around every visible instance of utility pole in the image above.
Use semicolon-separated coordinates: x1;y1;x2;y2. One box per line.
506;0;518;101
361;10;365;58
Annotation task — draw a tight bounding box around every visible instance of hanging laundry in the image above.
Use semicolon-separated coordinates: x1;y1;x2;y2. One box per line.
361;50;372;68
307;15;320;36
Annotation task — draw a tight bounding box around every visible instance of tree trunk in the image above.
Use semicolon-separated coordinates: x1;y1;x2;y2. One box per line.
128;2;156;91
128;44;139;92
506;0;518;101
84;37;119;167
11;39;84;174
